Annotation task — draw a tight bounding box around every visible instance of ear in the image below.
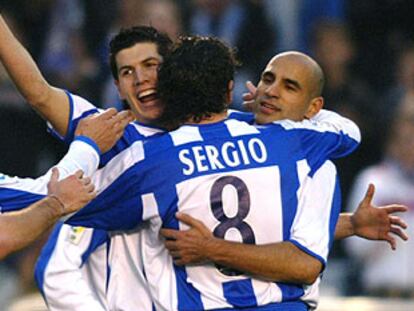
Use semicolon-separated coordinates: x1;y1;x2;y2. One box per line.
304;96;324;119
114;79;125;100
225;80;234;105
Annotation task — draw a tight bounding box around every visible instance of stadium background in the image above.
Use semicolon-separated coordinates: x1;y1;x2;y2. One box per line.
0;0;414;310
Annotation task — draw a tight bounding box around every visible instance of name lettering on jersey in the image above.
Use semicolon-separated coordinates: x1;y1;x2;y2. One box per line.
179;138;267;175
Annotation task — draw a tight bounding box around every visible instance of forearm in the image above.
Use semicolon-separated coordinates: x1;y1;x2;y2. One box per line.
0;15;69;135
203;238;322;284
0;16;51;105
334;213;354;240
0;196;62;259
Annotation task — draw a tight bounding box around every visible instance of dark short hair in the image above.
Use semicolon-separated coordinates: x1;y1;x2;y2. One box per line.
109;26;173;80
157;36;239;127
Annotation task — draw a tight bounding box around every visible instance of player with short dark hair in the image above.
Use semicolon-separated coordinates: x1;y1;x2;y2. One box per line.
65;36;360;310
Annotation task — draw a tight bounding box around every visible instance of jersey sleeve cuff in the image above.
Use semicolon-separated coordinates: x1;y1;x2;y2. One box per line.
74;136;101;156
288;239;327;272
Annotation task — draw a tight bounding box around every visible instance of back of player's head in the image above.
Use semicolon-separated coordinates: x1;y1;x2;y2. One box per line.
109;26;173;80
157;36;238;127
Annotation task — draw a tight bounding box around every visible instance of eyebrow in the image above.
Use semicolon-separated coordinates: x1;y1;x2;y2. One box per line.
118;57;161;72
284;78;301;90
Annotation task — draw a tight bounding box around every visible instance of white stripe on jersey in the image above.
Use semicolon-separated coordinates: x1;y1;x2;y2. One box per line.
130;122;164;137
275;109;361;142
170;125;203;146
107;229;154;311
42;224;107;311
291;160;337;262
291;161;337;309
224;119;259;136
91;140;144;195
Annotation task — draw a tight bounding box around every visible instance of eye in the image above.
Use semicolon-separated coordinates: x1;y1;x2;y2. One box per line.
120;68;133;76
145;62;159;69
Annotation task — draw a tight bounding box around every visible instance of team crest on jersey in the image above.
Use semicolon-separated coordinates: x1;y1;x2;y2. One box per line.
67;226;86;245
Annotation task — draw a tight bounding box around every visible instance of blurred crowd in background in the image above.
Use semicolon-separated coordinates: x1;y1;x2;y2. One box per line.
1;0;414;306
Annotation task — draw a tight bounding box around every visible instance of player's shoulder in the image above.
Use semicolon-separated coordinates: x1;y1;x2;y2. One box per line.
64;91;99;121
128;122;165;139
0;173;17;185
227;109;255;123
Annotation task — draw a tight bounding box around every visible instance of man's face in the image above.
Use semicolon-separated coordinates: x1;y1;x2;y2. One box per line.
115;42;163;124
253;55;317;124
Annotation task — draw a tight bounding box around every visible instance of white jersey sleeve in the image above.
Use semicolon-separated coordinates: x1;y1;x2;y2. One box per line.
35;223;109;311
0;138;100;213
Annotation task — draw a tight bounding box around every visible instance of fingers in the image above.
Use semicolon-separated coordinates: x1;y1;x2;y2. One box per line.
390;226;409;241
245;80;257;94
384;235;397;251
389;215;408;230
164;240;179;251
160;228;179;240
176;212;202;228
361;183;375;205
383;204;408;214
74;170;84;179
50;167;60;183
98;108;118;120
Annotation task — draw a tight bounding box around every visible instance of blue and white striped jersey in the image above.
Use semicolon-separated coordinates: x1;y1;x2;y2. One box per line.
66;114;359;310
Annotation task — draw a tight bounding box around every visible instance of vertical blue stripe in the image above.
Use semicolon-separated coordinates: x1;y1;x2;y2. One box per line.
64;90;75;143
34;221;64;300
277;282;305;302
165;188;204;311
328;177;342;249
106;238;111;292
223;279;258;308
280;163;300;240
80;229;108;266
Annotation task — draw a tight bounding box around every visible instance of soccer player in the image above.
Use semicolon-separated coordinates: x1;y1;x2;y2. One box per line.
161;52;409;271
62;36;361;310
0;15;406;309
0;16;172;309
0;108;133;260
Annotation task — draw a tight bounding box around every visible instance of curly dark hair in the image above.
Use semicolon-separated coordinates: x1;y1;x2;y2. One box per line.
157;36;239;127
109;26;173;80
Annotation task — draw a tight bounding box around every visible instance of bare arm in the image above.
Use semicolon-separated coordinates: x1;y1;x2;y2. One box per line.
0;169;95;259
334;184;408;249
161;213;322;284
0;14;69;135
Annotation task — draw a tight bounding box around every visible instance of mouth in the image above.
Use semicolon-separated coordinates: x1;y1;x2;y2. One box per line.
259;101;281;114
137;88;158;104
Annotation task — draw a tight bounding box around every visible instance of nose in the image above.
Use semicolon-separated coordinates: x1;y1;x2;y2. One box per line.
264;81;280;98
134;67;149;86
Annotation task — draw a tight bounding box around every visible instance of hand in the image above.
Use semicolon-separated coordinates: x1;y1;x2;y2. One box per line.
160;212;214;265
242;81;257;112
47;168;96;216
351;184;408;250
75;108;135;153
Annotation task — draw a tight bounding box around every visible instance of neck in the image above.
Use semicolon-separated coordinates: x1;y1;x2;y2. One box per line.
186;111;227;125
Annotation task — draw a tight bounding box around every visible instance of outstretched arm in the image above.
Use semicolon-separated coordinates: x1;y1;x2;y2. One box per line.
0;14;69;135
0;169;95;259
334;184;408;249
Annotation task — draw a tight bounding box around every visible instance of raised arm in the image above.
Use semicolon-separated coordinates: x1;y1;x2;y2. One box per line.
0;14;69;135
